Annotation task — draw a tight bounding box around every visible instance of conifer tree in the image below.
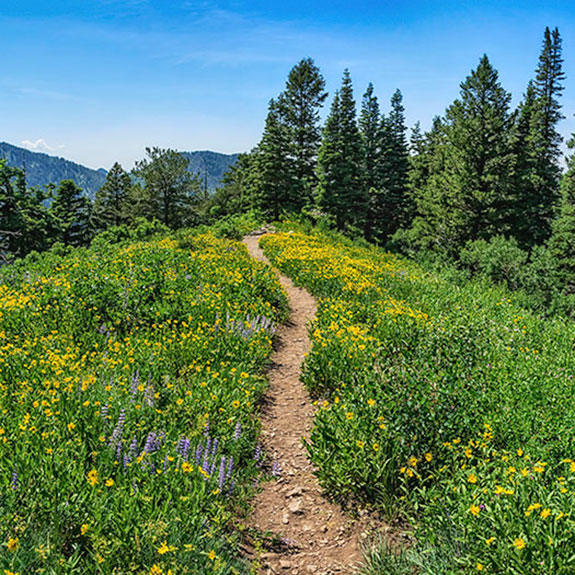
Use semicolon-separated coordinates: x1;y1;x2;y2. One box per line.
406;56;515;254
254;98;298;220
513;27;565;246
132;147;201;228
548;134;575;297
279;58;328;207
317;70;367;231
51;180;92;247
359;83;380;191
93;162;132;230
371;89;411;243
360;83;381;240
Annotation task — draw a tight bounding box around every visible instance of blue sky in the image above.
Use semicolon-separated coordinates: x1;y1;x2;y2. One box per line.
2;0;575;170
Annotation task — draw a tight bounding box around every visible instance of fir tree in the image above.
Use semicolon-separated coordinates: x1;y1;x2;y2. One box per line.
254;98;298;220
279;58;328;207
371;89;411;243
359;83;381;240
359;83;380;191
317;70;367;231
513;27;565;246
406;56;515;254
549;134;575;297
51;180;92;247
93;162;132;230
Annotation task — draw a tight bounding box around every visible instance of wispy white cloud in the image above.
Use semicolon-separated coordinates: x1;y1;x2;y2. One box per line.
21;138;65;154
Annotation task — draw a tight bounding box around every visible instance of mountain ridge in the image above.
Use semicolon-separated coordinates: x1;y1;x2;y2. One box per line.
0;142;239;198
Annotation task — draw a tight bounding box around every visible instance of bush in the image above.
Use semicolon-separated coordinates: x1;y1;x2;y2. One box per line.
459;236;527;290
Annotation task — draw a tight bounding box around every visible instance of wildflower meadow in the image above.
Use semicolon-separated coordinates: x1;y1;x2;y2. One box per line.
0;230;287;574
261;226;575;574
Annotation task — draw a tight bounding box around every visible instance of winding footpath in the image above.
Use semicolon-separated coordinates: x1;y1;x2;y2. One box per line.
243;234;371;575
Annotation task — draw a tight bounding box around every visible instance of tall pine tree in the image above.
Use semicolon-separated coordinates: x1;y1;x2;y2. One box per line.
407;56;515;254
253;98;298;220
549;134;575;298
132;147;201;228
51;180;92;247
371;89;411;243
279;58;328;208
513;27;565;247
317;70;367;231
359;83;381;240
93;162;132;230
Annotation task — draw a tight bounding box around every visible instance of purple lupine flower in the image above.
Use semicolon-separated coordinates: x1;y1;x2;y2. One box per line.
182;439;191;462
218;456;227;491
11;469;18;490
210;458;218;476
254;444;262;464
202;444;210;473
210;438;219;460
131;481;138;495
109;409;126;447
234;421;242;441
204;419;210;437
123;452;131;470
130;371;140;401
271;460;281;477
100;404;109;419
144;385;155;407
226;456;234;481
143;432;157;454
115;441;123;462
129;437;138;458
195;444;203;465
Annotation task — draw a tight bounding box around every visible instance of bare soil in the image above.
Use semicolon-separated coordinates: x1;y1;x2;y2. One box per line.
243;234;375;575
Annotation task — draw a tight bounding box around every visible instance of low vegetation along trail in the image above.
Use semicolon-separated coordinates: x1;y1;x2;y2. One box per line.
243;233;369;575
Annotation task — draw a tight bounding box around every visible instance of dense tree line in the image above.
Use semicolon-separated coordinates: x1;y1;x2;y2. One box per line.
0;147;202;263
212;28;575;314
6;27;575;315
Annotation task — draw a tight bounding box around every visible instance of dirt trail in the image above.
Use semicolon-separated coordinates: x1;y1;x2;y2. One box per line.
243;234;370;575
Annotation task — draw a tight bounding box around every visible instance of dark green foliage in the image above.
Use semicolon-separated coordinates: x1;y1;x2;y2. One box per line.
51;179;92;247
279;57;328;204
132;147;202;228
549;135;575;302
511;27;565;247
406;56;515;254
253;98;299;220
317;70;367;232
459;235;528;290
92;162;132;230
370;89;411;243
0;160;58;260
359;83;380;192
359;83;381;240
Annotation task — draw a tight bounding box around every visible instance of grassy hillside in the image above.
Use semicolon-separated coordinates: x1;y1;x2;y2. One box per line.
0;229;287;574
261;225;575;574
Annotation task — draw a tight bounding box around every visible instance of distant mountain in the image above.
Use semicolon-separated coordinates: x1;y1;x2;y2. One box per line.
0;142;107;199
181;150;239;191
0;143;239;199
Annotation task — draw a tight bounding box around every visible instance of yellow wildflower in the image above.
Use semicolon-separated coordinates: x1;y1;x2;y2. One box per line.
513;537;526;550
